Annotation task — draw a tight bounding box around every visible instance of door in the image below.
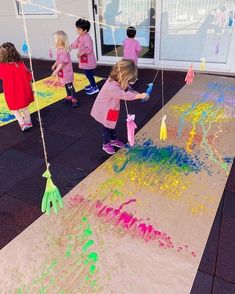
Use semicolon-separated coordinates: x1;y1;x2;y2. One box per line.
156;0;235;72
93;0;156;64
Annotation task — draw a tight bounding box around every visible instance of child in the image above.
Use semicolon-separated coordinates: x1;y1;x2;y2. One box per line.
91;59;147;155
71;18;99;95
0;42;34;132
123;26;142;64
51;31;79;108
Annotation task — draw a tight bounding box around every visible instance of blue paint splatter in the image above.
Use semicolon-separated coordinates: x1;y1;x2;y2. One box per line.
113;139;208;175
37;91;53;98
0;110;15;123
223;157;234;164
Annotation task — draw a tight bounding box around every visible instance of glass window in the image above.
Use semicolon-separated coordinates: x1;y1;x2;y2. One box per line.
160;0;234;63
97;0;156;59
15;0;55;16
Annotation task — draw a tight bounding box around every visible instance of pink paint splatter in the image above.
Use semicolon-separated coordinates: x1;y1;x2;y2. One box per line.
68;195;196;257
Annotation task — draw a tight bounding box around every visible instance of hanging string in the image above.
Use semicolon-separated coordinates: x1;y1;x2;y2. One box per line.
161;67;164;116
20;0;229;33
20;2;49;168
110;26;129;115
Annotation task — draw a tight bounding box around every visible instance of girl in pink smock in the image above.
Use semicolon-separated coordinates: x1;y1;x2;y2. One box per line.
52;31;79;108
71;19;99;96
91;59;147;155
123;26;142;64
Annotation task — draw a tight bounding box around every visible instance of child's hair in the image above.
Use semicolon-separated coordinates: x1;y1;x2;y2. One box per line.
53;31;70;52
0;42;21;63
75;18;91;32
127;26;136;38
110;59;138;90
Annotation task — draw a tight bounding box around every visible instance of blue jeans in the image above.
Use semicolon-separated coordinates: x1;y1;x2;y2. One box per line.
84;69;96;88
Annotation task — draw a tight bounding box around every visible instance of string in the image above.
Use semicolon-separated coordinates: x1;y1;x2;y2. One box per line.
19;0;229;32
161;66;164;117
20;2;49;168
110;26;129;115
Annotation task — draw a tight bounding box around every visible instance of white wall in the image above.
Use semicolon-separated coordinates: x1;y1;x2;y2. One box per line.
0;1;234;74
0;0;93;62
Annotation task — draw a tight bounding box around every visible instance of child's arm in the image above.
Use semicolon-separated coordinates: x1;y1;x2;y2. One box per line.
52;52;69;76
71;38;79;50
121;88;147;101
51;62;57;71
135;41;142;55
52;63;63;76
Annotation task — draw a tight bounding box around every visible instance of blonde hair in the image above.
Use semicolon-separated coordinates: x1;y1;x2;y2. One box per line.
110;59;138;89
53;31;70;52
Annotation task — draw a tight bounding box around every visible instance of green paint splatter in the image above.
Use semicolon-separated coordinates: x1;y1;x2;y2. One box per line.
82;216;88;222
89;265;96;275
84;252;98;265
82;240;94;252
65;244;73;257
83;225;93;237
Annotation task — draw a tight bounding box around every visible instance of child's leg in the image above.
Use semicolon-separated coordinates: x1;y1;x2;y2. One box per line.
66;82;79;107
11;110;25;126
84;69;97;88
20;107;31;123
103;126;112;144
109;129;125;148
64;84;72;100
102;126;115;154
110;129;117;140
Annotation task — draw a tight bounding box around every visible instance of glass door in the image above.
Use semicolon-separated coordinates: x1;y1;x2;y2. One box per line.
157;0;235;71
93;0;156;64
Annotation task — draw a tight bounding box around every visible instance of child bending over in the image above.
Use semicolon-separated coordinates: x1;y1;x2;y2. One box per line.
91;59;147;155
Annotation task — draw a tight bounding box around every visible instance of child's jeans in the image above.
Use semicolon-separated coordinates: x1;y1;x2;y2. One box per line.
12;107;31;125
84;69;96;88
103;126;116;144
65;82;77;100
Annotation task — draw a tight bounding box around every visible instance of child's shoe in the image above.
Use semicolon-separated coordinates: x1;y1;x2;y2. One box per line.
110;139;125;148
20;123;29;132
86;86;99;95
25;121;33;129
72;99;79;108
85;85;92;91
102;143;115;155
63;96;72;103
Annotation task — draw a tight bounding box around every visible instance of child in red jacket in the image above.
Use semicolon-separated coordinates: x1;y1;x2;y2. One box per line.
0;42;34;131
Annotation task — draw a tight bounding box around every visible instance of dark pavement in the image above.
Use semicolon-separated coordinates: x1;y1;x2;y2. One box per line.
0;60;234;293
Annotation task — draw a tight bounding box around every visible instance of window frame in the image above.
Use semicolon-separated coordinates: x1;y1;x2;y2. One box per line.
14;0;58;19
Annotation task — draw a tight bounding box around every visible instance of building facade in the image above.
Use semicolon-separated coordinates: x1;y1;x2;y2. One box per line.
1;0;235;73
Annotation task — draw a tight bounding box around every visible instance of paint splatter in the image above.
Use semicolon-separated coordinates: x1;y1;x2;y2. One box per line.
16;216;100;293
114;140;206;175
68;195;196;257
171;96;234;173
37;91;54;98
0;108;15;123
87;140;209;212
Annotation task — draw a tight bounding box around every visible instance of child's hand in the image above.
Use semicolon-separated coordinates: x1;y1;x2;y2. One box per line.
136;93;147;99
51;64;56;71
52;71;57;77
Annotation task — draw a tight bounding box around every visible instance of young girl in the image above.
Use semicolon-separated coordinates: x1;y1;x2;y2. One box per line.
0;42;34;132
91;59;147;155
51;31;79;108
123;26;142;64
71;19;99;96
